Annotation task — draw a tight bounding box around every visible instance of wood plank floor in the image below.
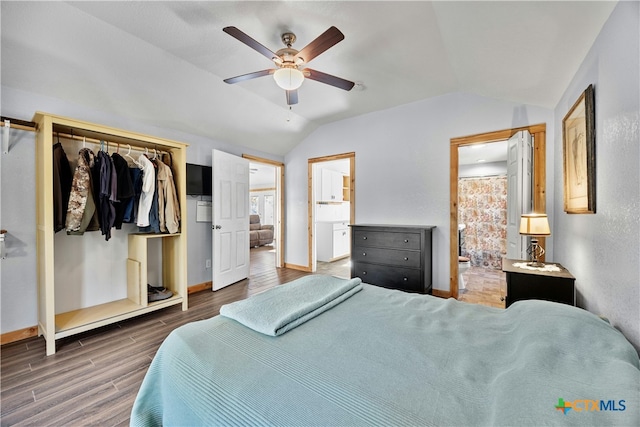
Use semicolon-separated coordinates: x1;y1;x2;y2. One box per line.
1;247;499;426
0;247;341;426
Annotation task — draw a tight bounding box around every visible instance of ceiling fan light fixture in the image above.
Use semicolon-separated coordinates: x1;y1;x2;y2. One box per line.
273;67;304;90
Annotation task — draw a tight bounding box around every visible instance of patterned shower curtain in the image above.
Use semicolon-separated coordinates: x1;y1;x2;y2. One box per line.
458;176;507;269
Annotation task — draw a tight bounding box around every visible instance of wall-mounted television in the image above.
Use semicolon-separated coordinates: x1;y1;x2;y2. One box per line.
186;163;212;196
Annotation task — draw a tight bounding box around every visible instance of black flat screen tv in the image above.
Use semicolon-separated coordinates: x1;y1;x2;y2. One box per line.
186;163;212;196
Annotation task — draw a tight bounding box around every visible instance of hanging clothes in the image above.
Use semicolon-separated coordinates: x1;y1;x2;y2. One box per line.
156;160;180;234
53;142;73;233
136;154;155;228
138;173;160;234
66;148;100;234
123;167;142;224
111;152;135;229
98;150;116;241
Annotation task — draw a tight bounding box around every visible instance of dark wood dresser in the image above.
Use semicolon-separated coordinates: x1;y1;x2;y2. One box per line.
350;224;435;294
502;258;576;308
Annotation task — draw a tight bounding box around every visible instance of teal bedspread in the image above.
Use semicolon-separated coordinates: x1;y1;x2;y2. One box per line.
131;278;640;426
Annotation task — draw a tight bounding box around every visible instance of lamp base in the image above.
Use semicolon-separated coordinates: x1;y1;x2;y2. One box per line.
526;261;545;268
526;238;546;267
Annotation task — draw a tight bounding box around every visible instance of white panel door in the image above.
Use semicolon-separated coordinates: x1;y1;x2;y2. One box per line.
506;130;533;260
212;150;249;291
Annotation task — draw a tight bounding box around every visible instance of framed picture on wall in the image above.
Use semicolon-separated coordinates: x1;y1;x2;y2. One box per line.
563;84;596;214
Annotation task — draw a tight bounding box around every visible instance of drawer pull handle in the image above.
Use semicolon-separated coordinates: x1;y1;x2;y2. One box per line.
403;257;408;261
362;252;366;256
403;277;408;281
362;271;367;275
362;236;367;240
404;239;409;243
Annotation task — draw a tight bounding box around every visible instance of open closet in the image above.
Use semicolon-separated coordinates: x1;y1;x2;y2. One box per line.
34;112;188;355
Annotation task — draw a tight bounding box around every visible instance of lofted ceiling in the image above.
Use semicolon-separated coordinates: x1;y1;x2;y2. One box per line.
1;1;616;156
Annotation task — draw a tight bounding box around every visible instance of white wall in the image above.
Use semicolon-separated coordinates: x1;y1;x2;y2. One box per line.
552;1;639;352
0;128;38;333
284;92;553;288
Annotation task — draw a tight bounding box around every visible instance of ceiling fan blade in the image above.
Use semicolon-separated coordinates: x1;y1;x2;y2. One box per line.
286;90;299;105
303;68;355;91
296;26;344;64
223;26;278;61
224;69;273;84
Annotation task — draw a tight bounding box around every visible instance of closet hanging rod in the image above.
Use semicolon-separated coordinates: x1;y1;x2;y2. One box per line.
54;131;169;155
0;116;37;132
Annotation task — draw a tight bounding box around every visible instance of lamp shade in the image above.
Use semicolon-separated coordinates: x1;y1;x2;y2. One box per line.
273;67;304;90
519;213;551;236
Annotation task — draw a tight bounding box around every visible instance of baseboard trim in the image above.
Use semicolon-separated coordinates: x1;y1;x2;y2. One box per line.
284;263;312;272
188;281;212;294
1;326;38;345
431;289;451;299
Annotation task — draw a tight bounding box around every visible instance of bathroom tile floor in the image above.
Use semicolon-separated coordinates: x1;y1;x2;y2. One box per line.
458;266;506;309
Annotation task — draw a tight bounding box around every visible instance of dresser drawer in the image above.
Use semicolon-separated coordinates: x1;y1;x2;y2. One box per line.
352;229;421;250
352;262;423;293
351;247;421;268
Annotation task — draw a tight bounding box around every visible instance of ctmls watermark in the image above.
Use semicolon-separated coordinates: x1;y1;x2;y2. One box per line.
555;398;626;415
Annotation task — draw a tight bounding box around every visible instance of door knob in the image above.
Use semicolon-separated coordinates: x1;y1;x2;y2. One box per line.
213;225;222;230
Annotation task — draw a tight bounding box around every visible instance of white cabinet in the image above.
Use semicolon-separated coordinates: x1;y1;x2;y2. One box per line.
320;169;344;202
317;222;350;262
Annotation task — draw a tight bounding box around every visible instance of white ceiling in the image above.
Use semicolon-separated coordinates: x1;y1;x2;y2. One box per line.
1;1;616;156
459;140;508;165
250;162;277;188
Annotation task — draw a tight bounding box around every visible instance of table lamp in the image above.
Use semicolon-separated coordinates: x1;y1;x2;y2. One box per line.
519;213;551;267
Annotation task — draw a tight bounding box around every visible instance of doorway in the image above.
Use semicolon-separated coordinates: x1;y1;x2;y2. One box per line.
458;140;509;270
308;153;355;275
449;124;547;300
243;155;284;268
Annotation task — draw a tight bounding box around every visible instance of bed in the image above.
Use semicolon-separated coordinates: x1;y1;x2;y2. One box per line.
131;275;640;426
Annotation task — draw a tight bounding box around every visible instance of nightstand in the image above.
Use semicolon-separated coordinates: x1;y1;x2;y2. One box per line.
502;258;576;308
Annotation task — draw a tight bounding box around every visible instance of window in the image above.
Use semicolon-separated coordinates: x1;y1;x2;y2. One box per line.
250;196;259;215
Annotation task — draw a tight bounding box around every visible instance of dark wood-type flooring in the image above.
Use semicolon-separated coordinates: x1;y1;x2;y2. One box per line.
1;246;499;426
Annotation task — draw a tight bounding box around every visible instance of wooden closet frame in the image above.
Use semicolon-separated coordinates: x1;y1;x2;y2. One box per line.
34;112;189;355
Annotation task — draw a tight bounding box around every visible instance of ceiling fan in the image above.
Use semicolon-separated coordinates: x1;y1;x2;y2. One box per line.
222;26;355;105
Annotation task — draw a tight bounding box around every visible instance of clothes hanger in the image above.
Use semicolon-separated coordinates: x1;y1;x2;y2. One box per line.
125;144;142;167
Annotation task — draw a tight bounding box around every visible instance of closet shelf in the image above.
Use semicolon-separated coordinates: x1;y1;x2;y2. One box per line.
53;295;184;339
130;232;181;238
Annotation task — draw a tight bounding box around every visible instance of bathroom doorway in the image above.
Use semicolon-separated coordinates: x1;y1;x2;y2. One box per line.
449;124;547;301
458;140;509;269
